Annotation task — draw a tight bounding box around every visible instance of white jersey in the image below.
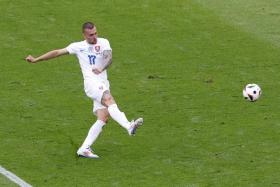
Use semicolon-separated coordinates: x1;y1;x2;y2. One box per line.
66;38;112;81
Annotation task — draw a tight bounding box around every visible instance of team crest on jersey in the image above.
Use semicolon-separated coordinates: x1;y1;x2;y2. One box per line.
95;45;100;52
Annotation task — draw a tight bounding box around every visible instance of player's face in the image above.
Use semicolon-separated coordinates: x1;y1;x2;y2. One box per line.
84;27;98;44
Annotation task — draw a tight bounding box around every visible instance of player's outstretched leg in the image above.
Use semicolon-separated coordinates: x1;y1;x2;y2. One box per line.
108;104;143;135
127;117;144;136
102;91;144;135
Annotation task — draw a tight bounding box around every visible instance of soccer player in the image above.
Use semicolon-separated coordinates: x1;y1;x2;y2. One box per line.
25;22;143;159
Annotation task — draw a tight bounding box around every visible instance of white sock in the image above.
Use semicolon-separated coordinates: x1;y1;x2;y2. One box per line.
108;104;130;130
81;120;105;150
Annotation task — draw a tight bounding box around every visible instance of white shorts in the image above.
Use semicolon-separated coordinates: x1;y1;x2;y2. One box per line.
84;79;110;113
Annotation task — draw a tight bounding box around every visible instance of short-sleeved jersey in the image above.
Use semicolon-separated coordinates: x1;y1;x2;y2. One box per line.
66;38;112;81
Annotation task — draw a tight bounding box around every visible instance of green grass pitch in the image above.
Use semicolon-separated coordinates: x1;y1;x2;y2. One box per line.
1;0;280;186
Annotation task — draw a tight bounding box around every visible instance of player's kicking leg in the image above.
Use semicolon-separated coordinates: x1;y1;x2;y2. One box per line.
127;117;144;135
102;91;144;135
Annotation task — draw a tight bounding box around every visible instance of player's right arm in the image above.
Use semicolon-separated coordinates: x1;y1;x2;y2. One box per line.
25;48;69;63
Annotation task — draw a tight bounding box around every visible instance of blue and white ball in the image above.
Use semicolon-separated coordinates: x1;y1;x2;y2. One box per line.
243;83;262;102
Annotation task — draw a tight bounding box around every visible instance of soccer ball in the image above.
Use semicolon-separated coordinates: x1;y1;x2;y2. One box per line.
243;83;262;102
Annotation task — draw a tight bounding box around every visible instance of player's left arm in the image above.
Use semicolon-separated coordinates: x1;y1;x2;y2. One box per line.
92;50;112;74
101;50;112;70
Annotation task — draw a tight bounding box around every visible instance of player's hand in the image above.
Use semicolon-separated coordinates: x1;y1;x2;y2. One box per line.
25;55;37;63
92;67;102;74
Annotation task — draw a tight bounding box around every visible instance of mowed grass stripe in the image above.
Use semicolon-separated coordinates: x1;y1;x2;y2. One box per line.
193;0;280;48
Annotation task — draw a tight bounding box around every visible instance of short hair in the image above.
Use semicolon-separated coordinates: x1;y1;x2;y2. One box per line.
82;22;95;32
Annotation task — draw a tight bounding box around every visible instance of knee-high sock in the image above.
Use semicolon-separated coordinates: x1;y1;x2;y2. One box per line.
108;104;130;130
81;120;105;150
